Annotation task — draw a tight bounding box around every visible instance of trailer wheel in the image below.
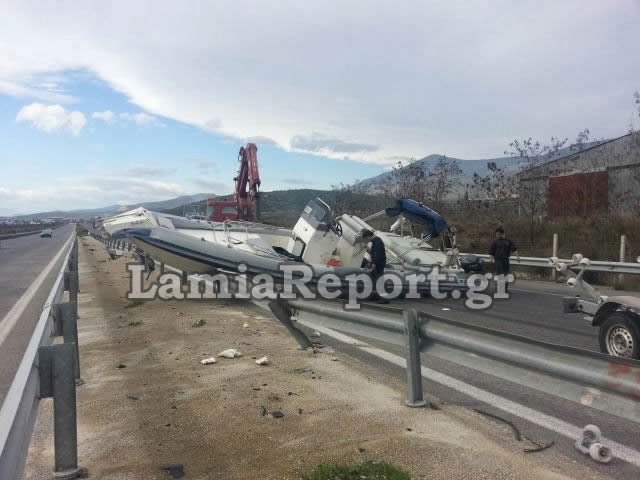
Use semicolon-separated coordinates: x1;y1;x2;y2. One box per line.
599;312;640;359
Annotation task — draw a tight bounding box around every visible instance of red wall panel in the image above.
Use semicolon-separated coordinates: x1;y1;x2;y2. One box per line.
548;171;608;218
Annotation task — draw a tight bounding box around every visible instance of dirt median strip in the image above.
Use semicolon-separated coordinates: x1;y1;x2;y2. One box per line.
22;236;608;480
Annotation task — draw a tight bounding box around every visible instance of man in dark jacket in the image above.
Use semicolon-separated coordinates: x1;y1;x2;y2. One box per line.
489;227;520;275
361;229;389;303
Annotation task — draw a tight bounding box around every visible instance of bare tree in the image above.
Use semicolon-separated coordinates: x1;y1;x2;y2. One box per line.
423;156;463;210
330;181;361;216
507;137;568;244
459;162;518;224
570;128;591;152
378;156;463;210
379;158;430;202
629;91;640;134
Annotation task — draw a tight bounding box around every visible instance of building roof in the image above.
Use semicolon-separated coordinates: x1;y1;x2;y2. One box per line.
516;132;633;176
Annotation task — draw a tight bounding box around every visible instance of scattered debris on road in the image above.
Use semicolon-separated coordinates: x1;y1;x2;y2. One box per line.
524;439;554;454
218;348;241;358
255;356;269;365
294;366;313;374
474;409;522;441
200;357;217;365
162;463;185;478
575;424;613;463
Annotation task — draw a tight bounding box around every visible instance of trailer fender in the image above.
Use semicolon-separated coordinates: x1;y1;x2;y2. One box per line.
592;296;640;327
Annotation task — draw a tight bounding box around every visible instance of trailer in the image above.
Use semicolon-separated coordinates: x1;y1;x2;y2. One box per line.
551;255;640;359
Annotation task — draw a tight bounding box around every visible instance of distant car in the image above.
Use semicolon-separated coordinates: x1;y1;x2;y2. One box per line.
40;229;53;238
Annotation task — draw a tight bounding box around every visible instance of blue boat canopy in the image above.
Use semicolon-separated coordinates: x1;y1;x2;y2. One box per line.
385;199;449;238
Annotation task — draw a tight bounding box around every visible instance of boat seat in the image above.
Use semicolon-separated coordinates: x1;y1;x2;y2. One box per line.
272;246;303;262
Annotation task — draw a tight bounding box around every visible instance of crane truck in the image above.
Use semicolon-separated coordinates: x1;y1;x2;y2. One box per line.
206;143;261;222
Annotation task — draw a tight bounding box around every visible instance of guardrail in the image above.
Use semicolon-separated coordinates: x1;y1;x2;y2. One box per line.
271;299;640;422
91;232;640;422
0;235;83;479
464;253;640;275
90;233;135;257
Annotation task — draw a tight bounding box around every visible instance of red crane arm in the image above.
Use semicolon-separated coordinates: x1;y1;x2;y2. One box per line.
234;143;260;219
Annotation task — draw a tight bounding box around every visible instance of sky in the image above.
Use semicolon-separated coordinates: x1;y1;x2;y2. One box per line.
1;1;639;215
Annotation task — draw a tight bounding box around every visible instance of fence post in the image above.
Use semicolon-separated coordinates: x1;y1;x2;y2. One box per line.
552;233;558;281
618;235;627;288
38;344;82;479
404;309;426;407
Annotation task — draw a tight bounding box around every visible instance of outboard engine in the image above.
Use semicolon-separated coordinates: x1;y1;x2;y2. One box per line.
459;254;485;273
287;198;341;264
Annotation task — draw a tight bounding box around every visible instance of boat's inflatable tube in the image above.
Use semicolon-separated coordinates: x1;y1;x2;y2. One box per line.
126;226;467;293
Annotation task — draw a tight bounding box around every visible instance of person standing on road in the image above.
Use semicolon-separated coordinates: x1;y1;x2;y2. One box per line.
489;227;520;277
361;229;389;304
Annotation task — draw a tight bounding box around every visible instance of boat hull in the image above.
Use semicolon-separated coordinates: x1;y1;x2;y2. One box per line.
127;227;469;296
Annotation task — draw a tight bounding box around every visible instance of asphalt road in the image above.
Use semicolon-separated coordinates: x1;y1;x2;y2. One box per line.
300;283;640;479
0;224;75;405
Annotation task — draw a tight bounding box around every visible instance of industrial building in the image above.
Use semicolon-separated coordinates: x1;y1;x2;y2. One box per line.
516;132;640;217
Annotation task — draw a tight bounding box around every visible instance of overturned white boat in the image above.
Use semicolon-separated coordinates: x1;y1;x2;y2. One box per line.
103;207;156;236
115;198;482;295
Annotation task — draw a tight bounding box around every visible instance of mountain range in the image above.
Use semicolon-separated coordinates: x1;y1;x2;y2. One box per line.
4;140;604;220
4;193;216;220
356;140;604;191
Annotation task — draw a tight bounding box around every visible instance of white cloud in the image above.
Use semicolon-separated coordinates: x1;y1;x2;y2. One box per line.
92;110;115;122
16;102;86;135
120;112;164;127
92;110;164;127
290;133;378;154
246;136;277;145
0;175;185;214
1;2;639;163
0;79;76;104
125;165;175;177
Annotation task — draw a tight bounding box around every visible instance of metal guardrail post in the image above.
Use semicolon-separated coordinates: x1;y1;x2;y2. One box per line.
69;272;78;306
618;235;626;287
53;302;83;385
404;309;426;407
39;344;82;479
552;233;558;281
268;300;313;349
66;238;79;304
160;262;165;274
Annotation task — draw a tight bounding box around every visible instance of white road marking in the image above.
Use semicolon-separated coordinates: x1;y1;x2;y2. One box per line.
0;231;74;348
300;320;640;467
